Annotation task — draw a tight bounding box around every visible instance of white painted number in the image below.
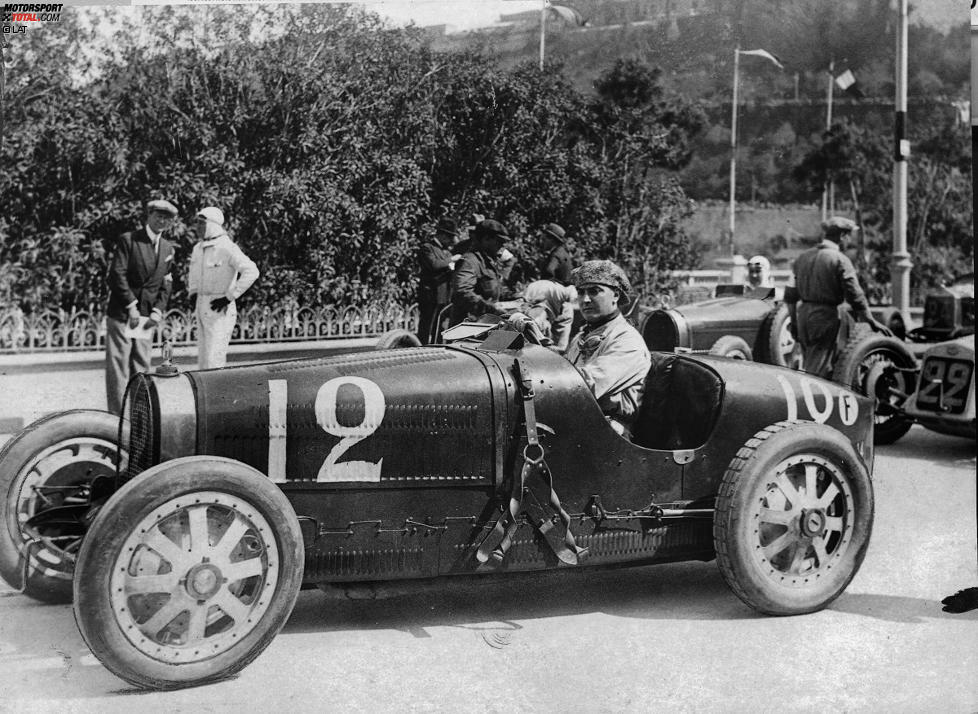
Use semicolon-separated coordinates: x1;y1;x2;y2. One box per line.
266;376;387;483
777;375;859;425
314;377;386;482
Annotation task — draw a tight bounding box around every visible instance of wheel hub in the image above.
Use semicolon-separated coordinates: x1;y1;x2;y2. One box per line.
799;508;827;538
184;562;224;600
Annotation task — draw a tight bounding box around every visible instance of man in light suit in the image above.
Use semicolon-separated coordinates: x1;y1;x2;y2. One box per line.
188;206;259;369
105;199;178;414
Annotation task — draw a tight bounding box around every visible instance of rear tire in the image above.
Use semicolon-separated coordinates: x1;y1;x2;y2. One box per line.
709;335;753;360
73;456;304;690
0;410;124;603
832;324;916;445
714;420;874;615
757;304;802;369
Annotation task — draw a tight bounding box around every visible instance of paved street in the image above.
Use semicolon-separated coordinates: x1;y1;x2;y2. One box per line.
0;364;975;712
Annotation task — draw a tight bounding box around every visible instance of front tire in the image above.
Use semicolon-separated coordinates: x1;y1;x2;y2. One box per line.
73;457;304;690
0;410;124;602
713;421;874;616
375;328;422;350
709;335;753;360
832;324;917;445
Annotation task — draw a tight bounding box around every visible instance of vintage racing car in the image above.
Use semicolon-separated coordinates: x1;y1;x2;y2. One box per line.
0;321;876;690
834;330;975;444
641;286;800;366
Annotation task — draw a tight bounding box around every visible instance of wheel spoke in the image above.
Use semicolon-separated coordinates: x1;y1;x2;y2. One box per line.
143;530;193;572
126;573;181;595
211;517;249;562
759;507;794;526
812;538;830;566
817;482;841;510
824;516;845;534
803;464;819;503
762;532;794;561
774;473;801;506
223;557;263;584
139;597;189;638
185;603;209;644
787;540;810;574
187;505;211;556
212;590;251;624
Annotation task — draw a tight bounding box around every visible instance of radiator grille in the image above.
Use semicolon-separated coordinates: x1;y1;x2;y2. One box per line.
125;375;157;479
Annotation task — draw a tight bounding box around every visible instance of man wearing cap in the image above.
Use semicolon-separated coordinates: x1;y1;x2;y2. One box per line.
536;222;573;285
104;199;178;414
785;216;890;378
449;219;514;325
188;207;260;369
564;260;651;438
417;218;462;344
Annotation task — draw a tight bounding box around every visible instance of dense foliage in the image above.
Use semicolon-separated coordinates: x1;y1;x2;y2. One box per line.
0;4;703;314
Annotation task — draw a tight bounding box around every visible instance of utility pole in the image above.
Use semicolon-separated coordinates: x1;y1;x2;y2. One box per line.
822;59;834;221
891;0;912;320
539;0;547;71
729;46;740;256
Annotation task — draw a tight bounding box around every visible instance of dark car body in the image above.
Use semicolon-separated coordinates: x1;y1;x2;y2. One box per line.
907;278;975;343
123;335;874;583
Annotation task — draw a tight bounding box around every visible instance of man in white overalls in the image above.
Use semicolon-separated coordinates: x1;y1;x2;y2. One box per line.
188;207;260;369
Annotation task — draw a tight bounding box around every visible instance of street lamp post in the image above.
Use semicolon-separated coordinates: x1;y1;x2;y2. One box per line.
729;46;741;256
891;0;912;321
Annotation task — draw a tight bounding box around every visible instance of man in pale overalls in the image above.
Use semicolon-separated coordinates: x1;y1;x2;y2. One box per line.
188;207;260;369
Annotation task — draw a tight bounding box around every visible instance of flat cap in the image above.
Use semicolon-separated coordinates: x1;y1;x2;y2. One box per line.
823;216;859;235
475;219;509;240
436;218;458;236
572;259;632;298
146;199;178;217
196;206;225;226
542;223;566;242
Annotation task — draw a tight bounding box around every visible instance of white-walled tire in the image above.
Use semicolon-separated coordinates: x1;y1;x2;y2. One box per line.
73;456;303;690
713;421;874;616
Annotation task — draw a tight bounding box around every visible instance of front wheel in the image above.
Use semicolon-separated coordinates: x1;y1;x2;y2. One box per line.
713;420;874;616
708;335;753;360
832;324;917;444
0;410;125;602
73;457;304;690
374;328;422;350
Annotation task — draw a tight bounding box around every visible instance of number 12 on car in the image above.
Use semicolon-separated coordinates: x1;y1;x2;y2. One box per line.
267;377;387;483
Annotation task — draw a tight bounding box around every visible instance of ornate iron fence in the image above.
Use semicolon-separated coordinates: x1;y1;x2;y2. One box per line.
0;303;419;353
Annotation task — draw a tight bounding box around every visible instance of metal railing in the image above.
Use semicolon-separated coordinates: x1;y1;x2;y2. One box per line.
0;303;419;354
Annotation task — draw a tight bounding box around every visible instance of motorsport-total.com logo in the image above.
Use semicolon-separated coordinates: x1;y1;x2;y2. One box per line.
2;3;63;33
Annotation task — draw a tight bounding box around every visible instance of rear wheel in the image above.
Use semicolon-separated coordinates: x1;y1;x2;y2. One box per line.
0;410;124;602
73;456;303;690
757;304;802;369
375;329;422;350
714;420;874;616
832;324;917;445
709;335;753;360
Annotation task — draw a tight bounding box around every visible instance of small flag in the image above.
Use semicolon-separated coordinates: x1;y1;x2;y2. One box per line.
834;69;864;98
546;2;588;26
738;48;784;69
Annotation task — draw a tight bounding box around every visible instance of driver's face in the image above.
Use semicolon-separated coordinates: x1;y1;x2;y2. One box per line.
578;283;619;323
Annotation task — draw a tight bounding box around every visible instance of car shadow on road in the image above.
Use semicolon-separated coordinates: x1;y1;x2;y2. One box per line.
876;427;977;466
282;560;760;637
830;591;978;623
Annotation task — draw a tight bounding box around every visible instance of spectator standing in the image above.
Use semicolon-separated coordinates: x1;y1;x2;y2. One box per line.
187;207;260;369
417;218;461;344
104;199;178;415
536;222;573;285
450;219;513;325
785;217;890;378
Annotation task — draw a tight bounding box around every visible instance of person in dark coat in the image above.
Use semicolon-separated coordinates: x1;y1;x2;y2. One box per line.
536;222;573;285
784;216;891;378
450;219;513;325
105;199;178;414
417;218;461;344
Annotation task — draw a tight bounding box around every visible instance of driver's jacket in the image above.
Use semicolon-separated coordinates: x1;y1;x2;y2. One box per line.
565;313;651;434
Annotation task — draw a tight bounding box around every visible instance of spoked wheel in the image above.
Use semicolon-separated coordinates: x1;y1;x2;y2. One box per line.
0;410;125;602
833;325;917;444
714;421;874;615
74;457;303;690
758;304;802;369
